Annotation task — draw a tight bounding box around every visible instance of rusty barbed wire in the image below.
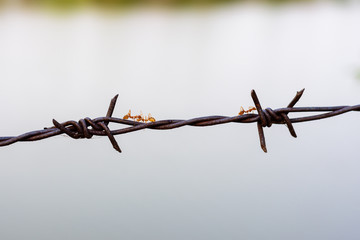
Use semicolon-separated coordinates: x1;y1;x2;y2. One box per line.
1;89;359;153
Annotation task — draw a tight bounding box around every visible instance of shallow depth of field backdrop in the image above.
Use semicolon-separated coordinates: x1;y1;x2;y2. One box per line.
1;1;360;239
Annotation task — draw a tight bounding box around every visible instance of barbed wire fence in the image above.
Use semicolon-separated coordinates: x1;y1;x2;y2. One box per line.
1;89;359;153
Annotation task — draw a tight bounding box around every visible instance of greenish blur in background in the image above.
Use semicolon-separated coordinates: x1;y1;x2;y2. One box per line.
0;0;352;10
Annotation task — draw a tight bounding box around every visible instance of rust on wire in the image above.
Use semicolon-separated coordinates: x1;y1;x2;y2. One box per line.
1;89;359;153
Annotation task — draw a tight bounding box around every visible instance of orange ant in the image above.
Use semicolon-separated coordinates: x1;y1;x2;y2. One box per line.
238;106;257;115
123;110;156;123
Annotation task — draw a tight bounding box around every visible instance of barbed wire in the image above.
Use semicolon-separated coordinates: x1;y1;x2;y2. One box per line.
1;89;359;153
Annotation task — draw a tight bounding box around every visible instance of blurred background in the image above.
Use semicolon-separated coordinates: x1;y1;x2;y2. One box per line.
1;0;360;239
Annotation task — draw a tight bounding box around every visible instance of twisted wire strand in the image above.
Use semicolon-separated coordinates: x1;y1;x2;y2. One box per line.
1;89;359;153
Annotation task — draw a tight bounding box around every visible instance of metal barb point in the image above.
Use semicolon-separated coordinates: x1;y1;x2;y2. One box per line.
280;89;306;138
251;90;268;152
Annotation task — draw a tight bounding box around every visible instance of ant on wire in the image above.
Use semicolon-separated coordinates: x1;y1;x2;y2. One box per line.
238;106;257;115
123;110;156;123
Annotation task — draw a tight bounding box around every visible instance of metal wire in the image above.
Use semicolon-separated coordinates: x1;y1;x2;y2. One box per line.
1;89;359;153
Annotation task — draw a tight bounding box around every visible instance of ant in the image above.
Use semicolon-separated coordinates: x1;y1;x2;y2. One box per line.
238;106;257;115
123;110;156;123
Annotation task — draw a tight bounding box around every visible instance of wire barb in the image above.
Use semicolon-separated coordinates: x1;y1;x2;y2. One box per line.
1;89;359;153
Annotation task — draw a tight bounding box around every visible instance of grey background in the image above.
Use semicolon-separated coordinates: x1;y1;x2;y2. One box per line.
1;2;360;239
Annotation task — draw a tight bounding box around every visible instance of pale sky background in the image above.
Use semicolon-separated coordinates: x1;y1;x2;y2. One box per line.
0;1;360;239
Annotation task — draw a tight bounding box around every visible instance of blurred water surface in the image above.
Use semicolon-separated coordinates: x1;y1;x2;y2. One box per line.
0;2;360;240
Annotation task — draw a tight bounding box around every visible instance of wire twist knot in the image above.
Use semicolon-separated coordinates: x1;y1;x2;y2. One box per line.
250;89;305;152
52;95;122;153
